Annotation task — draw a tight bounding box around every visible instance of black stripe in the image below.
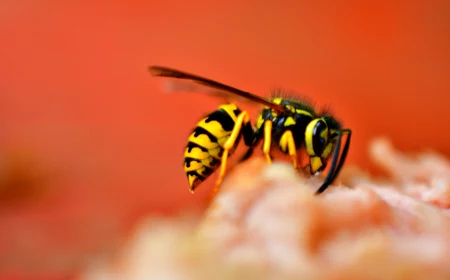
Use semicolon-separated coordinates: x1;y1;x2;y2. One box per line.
193;127;218;142
200;166;214;176
209;157;220;167
186;171;205;181
185;157;220;169
184;157;201;168
205;109;235;132
186;142;208;153
233;107;242;116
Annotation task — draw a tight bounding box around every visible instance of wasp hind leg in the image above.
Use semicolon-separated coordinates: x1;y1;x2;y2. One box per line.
210;111;253;198
279;130;298;169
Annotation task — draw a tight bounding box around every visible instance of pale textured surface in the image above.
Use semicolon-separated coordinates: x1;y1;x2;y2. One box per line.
79;139;450;280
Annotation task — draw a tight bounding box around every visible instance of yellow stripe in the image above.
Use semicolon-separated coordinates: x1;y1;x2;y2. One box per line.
295;109;313;117
284;116;296;127
188;132;218;150
255;114;264;130
217;136;229;147
321;142;333;159
202;157;217;168
197;117;230;139
184;160;202;172
310;156;323;173
198;166;211;176
330;129;338;136
272;97;283;104
219;103;239;121
305;119;319;156
184;146;209;160
188;174;198;188
209;147;222;160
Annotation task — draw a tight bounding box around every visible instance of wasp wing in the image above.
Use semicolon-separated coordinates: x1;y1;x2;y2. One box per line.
160;79;266;106
149;65;284;112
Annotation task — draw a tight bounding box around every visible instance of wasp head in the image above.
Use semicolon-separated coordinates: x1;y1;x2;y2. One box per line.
305;115;341;174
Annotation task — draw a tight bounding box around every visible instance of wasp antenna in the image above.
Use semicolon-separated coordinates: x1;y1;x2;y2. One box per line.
314;129;351;195
314;131;342;195
330;129;352;181
148;65;182;78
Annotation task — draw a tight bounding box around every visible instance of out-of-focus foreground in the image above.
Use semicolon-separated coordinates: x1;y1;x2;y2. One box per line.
80;138;450;280
1;1;449;279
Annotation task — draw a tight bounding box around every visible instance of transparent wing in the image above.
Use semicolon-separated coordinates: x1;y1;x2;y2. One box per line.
149;65;285;112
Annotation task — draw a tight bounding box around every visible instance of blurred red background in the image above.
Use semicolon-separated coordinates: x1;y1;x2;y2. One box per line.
0;0;449;278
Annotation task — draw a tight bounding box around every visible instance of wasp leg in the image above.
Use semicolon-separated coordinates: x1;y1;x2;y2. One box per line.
238;127;263;163
279;130;298;169
210;111;251;197
263;120;273;164
315;129;351;195
238;146;254;163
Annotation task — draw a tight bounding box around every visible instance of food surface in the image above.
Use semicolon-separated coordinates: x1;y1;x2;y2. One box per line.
80;138;450;280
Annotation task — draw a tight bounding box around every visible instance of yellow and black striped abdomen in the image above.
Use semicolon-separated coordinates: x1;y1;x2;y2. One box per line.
184;103;249;192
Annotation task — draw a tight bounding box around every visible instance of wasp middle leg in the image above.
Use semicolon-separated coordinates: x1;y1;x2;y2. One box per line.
279;129;298;169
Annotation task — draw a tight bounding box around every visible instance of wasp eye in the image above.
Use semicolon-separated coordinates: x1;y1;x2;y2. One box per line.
312;119;329;156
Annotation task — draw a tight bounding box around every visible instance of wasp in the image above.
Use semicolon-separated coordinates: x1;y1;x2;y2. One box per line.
149;66;352;196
